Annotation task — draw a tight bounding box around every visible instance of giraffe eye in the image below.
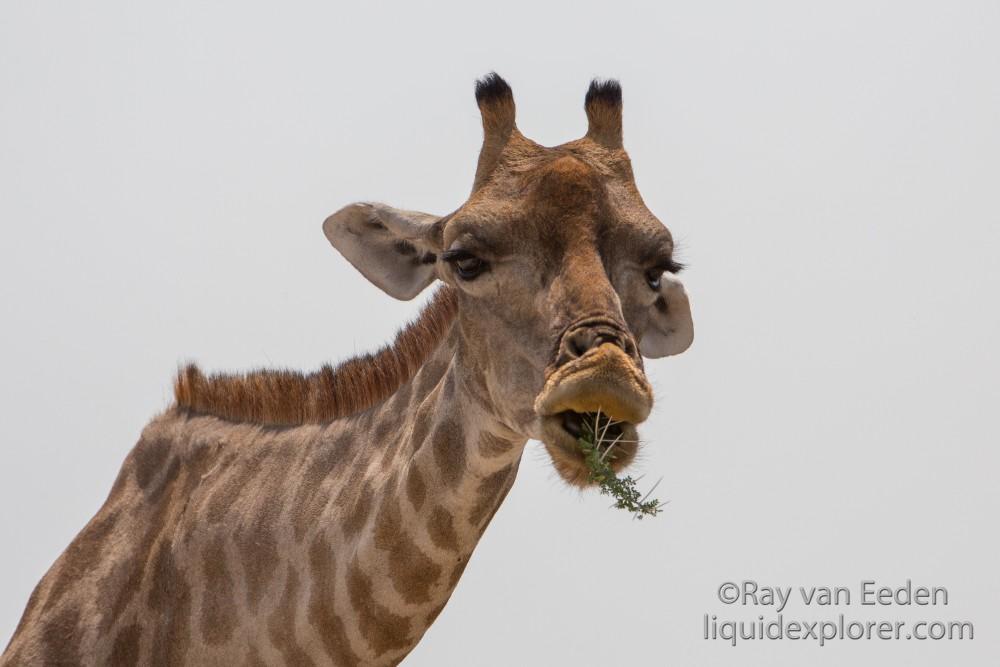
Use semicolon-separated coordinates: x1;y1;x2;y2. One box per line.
442;249;489;281
456;257;486;280
646;257;684;290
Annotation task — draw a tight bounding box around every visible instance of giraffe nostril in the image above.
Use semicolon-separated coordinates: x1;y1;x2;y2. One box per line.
568;331;594;358
564;327;624;361
597;333;618;347
556;319;639;369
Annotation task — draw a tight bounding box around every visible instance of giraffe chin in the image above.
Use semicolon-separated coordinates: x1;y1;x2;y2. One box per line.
538;415;641;487
533;343;652;487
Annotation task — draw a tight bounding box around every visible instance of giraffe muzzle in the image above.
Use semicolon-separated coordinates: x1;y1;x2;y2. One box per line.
534;342;653;425
533;342;653;486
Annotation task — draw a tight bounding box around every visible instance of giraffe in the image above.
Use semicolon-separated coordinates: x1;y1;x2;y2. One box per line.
1;73;694;666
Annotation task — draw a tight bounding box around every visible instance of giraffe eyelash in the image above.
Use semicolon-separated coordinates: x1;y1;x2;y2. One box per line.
652;258;685;274
440;249;478;263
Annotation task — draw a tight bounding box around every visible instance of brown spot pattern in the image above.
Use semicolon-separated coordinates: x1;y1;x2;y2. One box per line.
40;506;120;616
306;534;359;665
412;358;447;397
234;450;285;612
292;433;350;540
144;455;182;505
408;408;433;454
203;452;244;525
406;466;427;511
478;432;514;458
446;558;469;589
347;560;412;657
373;500;443;604
267;567;316;666
109;622;142;665
431;418;467;489
342;479;375;536
96;465;181;636
246;646;269;667
469;464;516;527
146;539;193;665
40;605;82;666
200;535;236;645
427;506;459;552
96;446;189;637
132;436;171;491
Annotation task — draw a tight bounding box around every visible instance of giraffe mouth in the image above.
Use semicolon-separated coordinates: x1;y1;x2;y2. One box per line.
538;410;641;487
534;343;652;486
533;343;653;424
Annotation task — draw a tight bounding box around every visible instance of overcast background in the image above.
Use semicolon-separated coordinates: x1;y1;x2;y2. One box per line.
2;1;998;665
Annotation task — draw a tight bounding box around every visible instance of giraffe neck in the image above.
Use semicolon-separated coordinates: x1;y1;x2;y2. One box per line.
314;327;527;664
0;314;529;667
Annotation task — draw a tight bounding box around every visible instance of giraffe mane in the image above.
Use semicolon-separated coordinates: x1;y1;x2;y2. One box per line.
173;286;458;425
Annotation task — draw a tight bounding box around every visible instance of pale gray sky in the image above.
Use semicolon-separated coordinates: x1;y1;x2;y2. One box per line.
2;1;998;664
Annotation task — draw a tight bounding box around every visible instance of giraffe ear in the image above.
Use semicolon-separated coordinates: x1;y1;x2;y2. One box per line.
323;202;443;300
639;273;694;358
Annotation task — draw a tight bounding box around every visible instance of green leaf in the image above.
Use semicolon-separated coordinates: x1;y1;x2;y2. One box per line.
576;412;664;519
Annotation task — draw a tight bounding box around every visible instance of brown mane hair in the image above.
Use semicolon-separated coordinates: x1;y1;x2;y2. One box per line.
173;286;458;425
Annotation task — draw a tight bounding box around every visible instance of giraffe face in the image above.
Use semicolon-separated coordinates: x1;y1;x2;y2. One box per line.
324;75;693;485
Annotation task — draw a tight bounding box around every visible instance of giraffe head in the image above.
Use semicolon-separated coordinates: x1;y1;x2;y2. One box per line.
324;74;693;485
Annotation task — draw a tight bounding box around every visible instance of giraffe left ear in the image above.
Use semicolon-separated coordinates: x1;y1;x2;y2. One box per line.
639;273;694;358
323;202;443;300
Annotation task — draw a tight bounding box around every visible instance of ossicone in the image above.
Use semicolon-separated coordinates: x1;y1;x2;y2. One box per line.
473;72;518;190
584;78;623;148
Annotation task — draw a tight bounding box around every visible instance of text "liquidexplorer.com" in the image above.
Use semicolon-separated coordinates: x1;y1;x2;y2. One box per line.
704;580;974;647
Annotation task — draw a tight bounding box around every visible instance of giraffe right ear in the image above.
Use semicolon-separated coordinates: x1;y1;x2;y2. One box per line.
323;202;443;300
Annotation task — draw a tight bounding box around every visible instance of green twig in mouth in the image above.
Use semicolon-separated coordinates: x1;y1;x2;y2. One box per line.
578;409;666;519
